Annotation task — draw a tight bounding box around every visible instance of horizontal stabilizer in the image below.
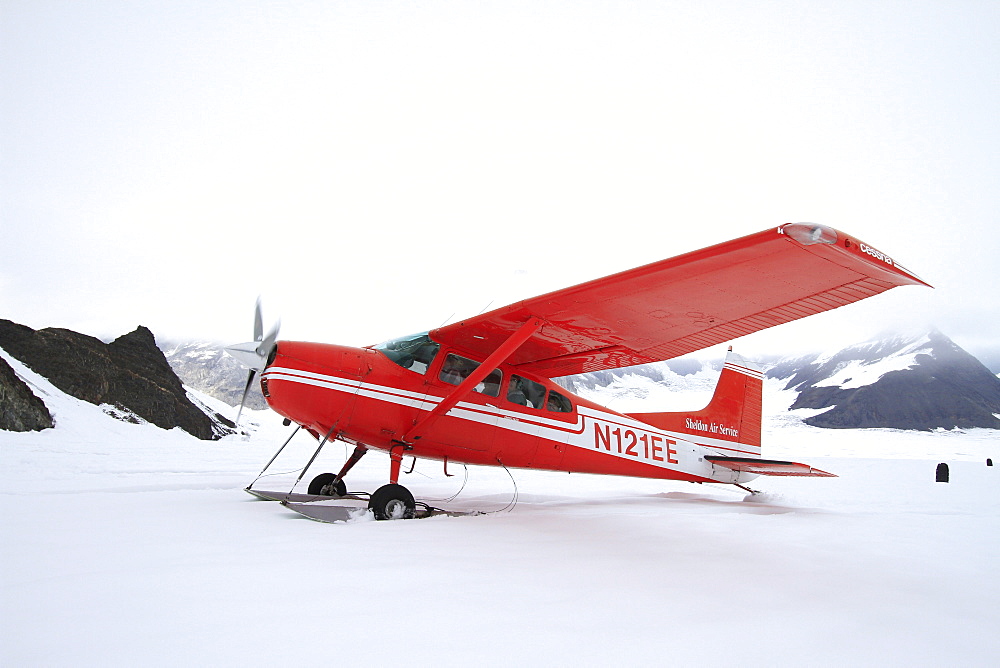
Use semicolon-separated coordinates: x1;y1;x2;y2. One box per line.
705;456;836;477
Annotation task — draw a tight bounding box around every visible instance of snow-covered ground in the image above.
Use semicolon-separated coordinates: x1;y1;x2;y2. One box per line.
3;352;999;666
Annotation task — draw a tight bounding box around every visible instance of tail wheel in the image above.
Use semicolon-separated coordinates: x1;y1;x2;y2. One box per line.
369;483;416;520
307;472;347;497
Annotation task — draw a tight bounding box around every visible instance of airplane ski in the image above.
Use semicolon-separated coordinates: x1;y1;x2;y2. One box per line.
705;456;836;477
244;487;368;503
281;499;481;523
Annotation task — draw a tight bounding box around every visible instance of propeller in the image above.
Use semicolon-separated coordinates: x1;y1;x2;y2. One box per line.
225;298;280;423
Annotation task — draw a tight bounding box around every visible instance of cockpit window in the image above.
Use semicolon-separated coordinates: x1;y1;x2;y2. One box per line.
374;332;440;375
438;353;502;397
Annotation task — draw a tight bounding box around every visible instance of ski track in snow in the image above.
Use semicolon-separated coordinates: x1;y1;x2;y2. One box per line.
2;348;999;666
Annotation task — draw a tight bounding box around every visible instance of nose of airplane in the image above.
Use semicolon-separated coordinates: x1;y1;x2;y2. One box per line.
257;342;371;429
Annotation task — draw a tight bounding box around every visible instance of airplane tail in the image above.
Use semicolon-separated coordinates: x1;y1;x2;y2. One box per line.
629;348;764;458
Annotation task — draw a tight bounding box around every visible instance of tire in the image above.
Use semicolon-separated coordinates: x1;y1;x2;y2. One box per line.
368;483;416;520
308;472;346;497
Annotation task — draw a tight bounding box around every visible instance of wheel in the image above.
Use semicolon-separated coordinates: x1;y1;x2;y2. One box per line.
368;483;416;520
307;472;347;497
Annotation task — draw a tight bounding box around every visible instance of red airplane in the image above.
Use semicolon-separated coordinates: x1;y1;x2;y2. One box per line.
227;224;929;521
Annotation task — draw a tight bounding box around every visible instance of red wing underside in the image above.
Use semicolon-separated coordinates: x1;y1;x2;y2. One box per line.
706;456;837;477
430;225;929;378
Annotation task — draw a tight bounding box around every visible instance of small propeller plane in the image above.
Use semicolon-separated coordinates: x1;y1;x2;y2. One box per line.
227;224;929;521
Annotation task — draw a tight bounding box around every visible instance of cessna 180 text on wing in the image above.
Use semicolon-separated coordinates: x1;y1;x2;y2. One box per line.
226;224;929;521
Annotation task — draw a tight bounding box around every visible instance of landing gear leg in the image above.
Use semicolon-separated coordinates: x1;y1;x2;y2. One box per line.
389;444;406;484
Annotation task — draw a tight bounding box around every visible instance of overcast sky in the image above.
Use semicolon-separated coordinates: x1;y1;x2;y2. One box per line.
2;1;998;361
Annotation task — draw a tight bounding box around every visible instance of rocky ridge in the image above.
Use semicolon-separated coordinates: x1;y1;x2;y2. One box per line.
0;319;234;439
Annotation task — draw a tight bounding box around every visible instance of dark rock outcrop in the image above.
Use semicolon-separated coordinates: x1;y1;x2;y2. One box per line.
0;319;223;439
770;330;1000;431
0;355;53;431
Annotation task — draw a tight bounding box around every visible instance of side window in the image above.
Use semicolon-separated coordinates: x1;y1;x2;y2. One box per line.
375;332;440;375
507;375;547;409
546;389;573;413
438;353;502;397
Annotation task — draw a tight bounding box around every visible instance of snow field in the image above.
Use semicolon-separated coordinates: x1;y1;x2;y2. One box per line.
2;349;999;665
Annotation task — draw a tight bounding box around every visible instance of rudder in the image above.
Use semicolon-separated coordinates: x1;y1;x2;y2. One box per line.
628;348;764;457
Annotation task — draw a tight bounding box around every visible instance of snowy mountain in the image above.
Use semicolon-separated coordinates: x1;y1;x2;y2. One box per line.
556;358;723;414
768;329;1000;430
160;340;268;411
558;328;1000;431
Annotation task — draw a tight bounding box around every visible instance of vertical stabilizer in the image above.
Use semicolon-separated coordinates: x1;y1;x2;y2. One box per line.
629;349;764;457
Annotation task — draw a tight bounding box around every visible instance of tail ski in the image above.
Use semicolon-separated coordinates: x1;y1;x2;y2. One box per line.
630;348;835;478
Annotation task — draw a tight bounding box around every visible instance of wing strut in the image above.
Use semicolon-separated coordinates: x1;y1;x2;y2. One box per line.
403;317;545;444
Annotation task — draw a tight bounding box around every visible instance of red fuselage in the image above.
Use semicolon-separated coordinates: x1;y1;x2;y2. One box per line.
259;338;760;485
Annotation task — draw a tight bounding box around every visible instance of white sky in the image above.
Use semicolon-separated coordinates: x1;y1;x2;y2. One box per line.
2;1;998;360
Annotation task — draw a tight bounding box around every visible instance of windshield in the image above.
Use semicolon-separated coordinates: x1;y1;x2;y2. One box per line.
373;332;440;375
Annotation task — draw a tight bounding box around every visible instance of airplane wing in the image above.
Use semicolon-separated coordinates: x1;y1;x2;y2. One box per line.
431;224;930;378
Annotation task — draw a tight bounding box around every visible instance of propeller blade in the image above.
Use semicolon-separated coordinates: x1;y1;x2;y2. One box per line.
257;319;281;357
236;369;257;424
253;297;264;342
